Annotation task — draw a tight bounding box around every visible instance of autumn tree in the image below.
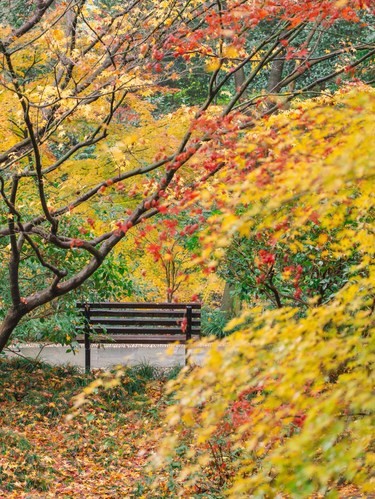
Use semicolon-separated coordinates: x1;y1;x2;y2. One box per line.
154;84;375;497
0;0;374;351
129;216;203;303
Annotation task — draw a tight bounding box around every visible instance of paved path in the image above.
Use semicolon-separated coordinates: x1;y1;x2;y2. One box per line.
5;343;209;370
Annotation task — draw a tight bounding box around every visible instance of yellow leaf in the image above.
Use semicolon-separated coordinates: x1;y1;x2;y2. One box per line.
205;58;221;72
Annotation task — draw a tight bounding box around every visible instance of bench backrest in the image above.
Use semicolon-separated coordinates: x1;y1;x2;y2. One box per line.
77;302;201;340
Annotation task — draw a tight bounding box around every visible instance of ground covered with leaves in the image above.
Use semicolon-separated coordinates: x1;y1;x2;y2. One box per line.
0;356;253;498
0;358;370;498
0;358;181;498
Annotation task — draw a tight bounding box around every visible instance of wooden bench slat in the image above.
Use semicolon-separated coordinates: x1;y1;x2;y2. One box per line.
77;302;201;310
83;309;201;318
87;326;200;334
88;317;200;326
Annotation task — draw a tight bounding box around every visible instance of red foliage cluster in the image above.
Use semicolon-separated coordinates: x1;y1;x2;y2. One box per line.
258;249;276;266
147;242;162;261
157;0;370;69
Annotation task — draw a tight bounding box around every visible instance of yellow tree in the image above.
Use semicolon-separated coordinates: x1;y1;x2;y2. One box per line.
125;219;203;303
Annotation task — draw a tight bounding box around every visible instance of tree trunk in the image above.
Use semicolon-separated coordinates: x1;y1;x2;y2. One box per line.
267;56;285;93
221;282;241;317
265;54;286;111
234;67;246;93
0;308;25;352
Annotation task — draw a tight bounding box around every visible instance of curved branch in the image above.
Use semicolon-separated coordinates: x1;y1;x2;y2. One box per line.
2;0;57;48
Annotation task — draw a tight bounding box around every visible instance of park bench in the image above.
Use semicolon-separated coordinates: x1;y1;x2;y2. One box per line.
76;302;201;372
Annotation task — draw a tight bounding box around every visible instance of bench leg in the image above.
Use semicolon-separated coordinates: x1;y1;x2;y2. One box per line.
185;305;192;366
84;330;91;373
84;303;91;373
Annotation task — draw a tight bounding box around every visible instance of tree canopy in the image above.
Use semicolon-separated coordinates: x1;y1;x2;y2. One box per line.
1;0;374;350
